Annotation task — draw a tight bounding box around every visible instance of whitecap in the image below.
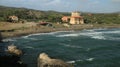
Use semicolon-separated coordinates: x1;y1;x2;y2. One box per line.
67;59;83;64
22;35;31;38
86;58;94;61
56;33;79;37
2;38;16;42
59;43;82;48
26;38;39;40
91;35;106;40
67;61;75;64
106;36;120;41
22;31;75;38
24;46;34;49
100;30;120;34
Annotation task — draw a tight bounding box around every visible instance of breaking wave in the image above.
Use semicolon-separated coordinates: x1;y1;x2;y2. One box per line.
59;43;82;48
67;57;95;64
56;33;79;37
21;31;74;38
2;38;16;42
55;28;120;40
24;46;35;49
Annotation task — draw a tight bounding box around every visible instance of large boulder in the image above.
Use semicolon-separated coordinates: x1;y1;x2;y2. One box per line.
7;44;23;56
38;53;74;67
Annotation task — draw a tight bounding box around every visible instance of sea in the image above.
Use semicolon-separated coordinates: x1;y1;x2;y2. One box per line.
1;28;120;67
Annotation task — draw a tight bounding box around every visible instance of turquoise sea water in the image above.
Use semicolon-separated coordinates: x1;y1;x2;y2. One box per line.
2;28;120;67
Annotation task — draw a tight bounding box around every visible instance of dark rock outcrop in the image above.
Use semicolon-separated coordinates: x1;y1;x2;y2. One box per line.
0;55;27;67
0;43;27;67
38;53;74;67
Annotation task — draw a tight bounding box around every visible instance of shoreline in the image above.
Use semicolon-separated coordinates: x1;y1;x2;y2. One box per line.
1;24;120;39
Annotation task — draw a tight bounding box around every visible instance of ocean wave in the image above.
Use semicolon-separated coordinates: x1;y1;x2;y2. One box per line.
59;43;82;48
21;35;31;38
56;33;79;37
2;38;16;42
91;35;106;40
67;59;83;64
100;30;120;34
67;58;94;64
86;58;94;61
21;31;75;38
21;28;120;41
24;46;35;49
84;30;120;40
67;61;76;64
86;48;91;51
106;37;120;41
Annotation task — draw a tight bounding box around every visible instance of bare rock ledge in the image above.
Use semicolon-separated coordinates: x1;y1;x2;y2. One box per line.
38;53;74;67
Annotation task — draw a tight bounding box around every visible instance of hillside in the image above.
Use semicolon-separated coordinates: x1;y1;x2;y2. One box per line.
83;13;120;24
0;6;68;22
0;6;120;24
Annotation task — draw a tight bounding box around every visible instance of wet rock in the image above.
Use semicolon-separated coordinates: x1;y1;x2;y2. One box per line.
38;53;74;67
7;44;23;56
0;55;27;67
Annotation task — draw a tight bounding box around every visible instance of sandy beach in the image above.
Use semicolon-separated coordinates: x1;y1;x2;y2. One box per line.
0;22;120;39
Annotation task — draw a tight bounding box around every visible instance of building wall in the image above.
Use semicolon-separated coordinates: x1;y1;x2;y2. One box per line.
62;12;84;24
70;18;84;24
70;12;84;24
71;12;80;17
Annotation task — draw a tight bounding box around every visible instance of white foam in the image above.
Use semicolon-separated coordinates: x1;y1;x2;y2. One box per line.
67;58;94;64
22;35;31;38
86;58;94;61
67;61;75;63
106;36;120;41
67;59;83;63
91;36;106;40
2;38;16;42
22;28;120;41
21;31;75;38
56;33;79;37
24;46;34;49
59;43;82;48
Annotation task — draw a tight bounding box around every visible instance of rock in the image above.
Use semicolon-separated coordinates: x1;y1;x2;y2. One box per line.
0;55;27;67
38;53;74;67
7;44;23;56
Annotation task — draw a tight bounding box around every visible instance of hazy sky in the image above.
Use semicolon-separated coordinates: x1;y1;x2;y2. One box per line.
0;0;120;13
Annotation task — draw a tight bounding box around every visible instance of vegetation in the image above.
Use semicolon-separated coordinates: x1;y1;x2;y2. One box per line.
0;6;120;24
0;6;65;22
83;13;120;24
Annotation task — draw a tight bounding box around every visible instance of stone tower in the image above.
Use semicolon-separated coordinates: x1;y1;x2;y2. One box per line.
70;12;84;24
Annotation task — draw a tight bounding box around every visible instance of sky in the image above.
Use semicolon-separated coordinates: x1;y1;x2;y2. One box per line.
0;0;120;13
